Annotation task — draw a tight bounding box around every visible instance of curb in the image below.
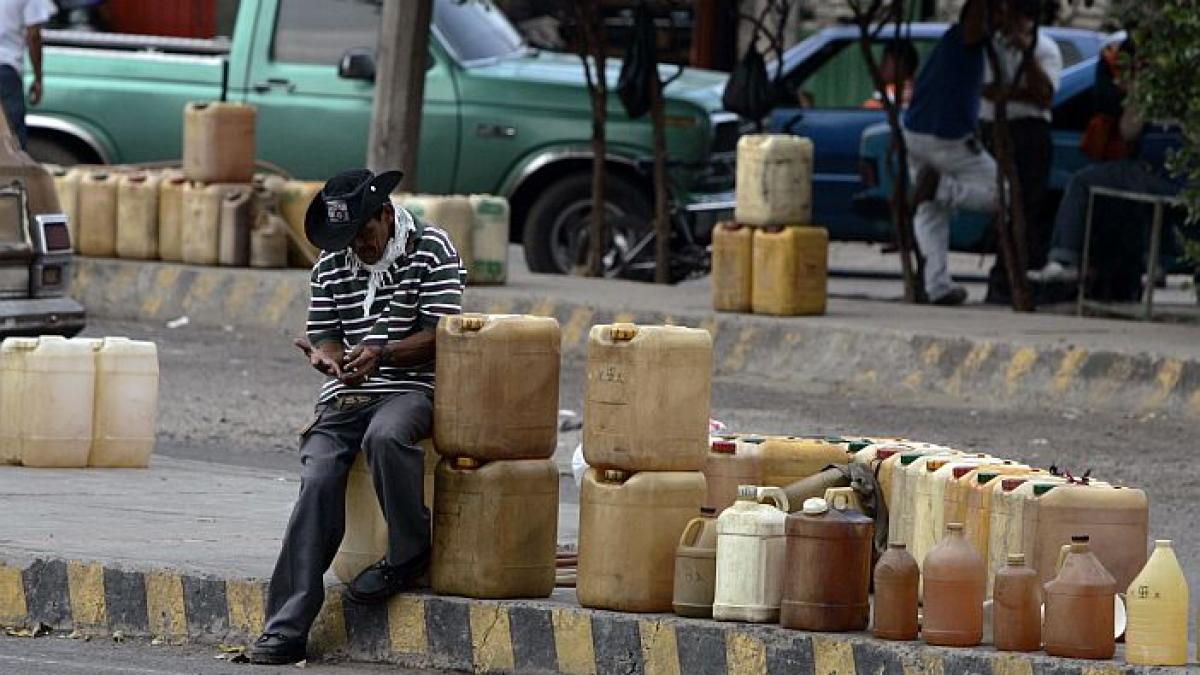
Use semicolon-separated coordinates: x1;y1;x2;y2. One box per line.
0;556;1179;674
71;258;1200;420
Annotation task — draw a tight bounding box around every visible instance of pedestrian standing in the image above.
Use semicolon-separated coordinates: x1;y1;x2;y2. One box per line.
979;0;1062;303
0;0;54;149
250;169;465;666
901;0;997;306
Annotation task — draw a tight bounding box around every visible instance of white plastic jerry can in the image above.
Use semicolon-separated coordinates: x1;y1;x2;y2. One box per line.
90;337;160;468
21;336;95;468
712;485;791;623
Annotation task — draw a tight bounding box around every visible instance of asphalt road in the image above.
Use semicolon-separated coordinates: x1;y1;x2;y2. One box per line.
0;634;439;674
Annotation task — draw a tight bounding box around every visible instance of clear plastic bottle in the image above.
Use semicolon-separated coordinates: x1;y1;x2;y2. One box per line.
1125;540;1188;666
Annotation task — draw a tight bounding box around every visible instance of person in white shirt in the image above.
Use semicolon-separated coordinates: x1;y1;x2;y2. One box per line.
978;0;1062;303
0;0;55;149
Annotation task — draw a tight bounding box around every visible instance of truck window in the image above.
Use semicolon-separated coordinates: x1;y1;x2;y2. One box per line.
434;0;523;63
272;0;380;65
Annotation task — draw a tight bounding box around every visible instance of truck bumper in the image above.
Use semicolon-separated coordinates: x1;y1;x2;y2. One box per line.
0;296;86;338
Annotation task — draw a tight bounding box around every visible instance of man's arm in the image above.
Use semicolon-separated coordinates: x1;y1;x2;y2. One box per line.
26;25;41;105
305;263;346;377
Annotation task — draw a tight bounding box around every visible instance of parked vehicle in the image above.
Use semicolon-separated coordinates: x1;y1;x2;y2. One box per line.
764;23;1106;248
25;0;735;276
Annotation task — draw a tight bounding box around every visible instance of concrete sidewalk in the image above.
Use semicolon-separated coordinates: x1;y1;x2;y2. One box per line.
0;460;1181;674
73;255;1200;420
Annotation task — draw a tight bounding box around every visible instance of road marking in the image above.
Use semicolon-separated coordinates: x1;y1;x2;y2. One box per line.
1144;358;1183;410
387;595;426;655
721;326;757;373
724;631;766;675
811;635;854;675
638;619;680;675
143;571;186;642
945;341;993;396
1052;348;1088;394
224;579;265;636
0;565;26;626
1005;347;1039;396
309;586;347;653
561;306;595;348
469;603;514;672
991;653;1034;675
66;560;106;629
550;607;595;675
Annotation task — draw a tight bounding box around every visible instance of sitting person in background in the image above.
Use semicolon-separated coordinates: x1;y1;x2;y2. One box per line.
1028;39;1183;285
863;41;919;110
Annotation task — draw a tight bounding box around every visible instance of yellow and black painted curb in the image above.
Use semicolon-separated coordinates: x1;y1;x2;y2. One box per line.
0;557;1167;674
73;258;1200;420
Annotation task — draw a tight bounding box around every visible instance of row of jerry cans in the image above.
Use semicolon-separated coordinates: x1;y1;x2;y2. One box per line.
51;167;289;267
711;223;828;316
0;336;158;468
396;193;511;285
854;443;1149;601
332;448;559;600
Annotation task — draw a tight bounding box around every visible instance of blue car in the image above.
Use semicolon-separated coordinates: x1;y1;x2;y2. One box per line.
765;23;1107;248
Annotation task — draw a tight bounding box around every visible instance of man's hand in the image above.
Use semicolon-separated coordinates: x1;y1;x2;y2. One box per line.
294;337;342;378
28;78;41;106
340;343;384;387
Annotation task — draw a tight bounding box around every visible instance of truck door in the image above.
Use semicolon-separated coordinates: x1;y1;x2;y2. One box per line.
240;0;457;189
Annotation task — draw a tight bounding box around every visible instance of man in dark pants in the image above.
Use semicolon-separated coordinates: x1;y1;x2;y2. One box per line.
250;169;465;666
0;0;54;149
978;0;1061;303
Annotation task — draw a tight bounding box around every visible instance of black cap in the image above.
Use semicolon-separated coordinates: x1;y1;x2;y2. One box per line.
304;168;404;251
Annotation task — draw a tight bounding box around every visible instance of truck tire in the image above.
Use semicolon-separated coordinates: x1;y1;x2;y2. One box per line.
27;134;95;166
523;172;652;275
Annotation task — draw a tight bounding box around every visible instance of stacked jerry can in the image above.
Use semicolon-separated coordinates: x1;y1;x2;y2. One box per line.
578;323;712;612
712;134;827;316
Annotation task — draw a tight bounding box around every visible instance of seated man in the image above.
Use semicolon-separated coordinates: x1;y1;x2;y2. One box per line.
250;169;465;666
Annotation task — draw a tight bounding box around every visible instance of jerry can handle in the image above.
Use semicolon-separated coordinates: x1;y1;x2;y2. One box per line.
1055;543;1071;573
679;517;704;547
756;486;789;513
459;315;486;331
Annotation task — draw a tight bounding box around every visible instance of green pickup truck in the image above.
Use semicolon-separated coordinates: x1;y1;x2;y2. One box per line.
27;0;736;275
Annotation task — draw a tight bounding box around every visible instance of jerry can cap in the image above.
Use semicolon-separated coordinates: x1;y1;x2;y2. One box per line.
453;457;481;470
900;454;922;466
802;497;829;515
602;469;628;483
952;466;974;479
459;315;486;331
1007;553;1026;565
1001;478;1026;491
945;522;964;532
609;323;638;341
977;471;999;484
711;440;737;454
1033;484;1056;496
875;448;900;460
926;459;949;472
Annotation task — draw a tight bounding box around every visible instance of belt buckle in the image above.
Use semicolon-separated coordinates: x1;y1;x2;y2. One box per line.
335;394;373;411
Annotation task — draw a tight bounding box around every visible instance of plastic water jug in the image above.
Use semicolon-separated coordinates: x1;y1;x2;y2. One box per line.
922;523;985;647
182;183;240;266
1022;483;1148;592
467;195;508;285
1125;540;1188;665
402;195;474;276
711;222;753;312
712;486;790;623
0;337;37;463
993;553;1041;652
735;134;813;226
751;226;828;316
434;314;560;461
219;185;253;267
432;457;558;599
17;337;95;468
278;181;322;264
577;468;706;612
115;172;160;260
941;461;1020;544
250;211;289;268
782;497;873;631
672;509;718;618
960;465;1037;568
891;449;957;548
986;478;1062;596
89;337;158;468
873;543;919;641
584;324;712;472
703;438;762;513
183;102;256;183
1043;536;1116;660
860;444;910;510
52;167;80;250
78;171;118;257
332;439;437;583
758;436;847;489
158;172;187;262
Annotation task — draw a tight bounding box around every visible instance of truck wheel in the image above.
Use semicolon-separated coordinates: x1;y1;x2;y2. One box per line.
523;173;652;275
27;135;94;166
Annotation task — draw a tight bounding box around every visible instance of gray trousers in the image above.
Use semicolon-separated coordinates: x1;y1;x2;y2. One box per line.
264;391;433;639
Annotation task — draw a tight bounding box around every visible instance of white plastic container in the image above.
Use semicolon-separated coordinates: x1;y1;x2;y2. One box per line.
19;336;95;468
712;485;790;623
0;337;37;464
89;337;159;468
735;135;814;226
467;195;509;285
116;172;160;260
402;195;474;276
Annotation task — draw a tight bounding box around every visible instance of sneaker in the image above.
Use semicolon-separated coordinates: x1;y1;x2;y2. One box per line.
1027;261;1079;284
249;632;307;665
346;549;431;605
930;286;968;306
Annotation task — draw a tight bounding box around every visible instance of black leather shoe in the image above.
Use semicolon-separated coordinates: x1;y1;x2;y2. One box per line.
346;550;431;605
249;632;307;665
930;286;968;306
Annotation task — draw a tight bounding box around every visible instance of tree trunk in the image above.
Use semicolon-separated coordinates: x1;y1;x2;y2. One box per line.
650;69;671;284
367;0;433;192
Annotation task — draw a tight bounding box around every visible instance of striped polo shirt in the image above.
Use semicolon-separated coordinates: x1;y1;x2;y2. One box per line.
306;213;464;404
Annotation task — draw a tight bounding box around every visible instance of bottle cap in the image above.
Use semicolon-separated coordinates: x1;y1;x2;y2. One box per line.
1033;484;1056;496
1007;553;1025;565
802;497;829;515
946;522;964;532
602;469;628;483
736;485;758;501
953;466;974;479
459;315;486;331
453;457;481;470
1001;478;1026;491
876;448;900;460
977;471;999;484
711;440;737;454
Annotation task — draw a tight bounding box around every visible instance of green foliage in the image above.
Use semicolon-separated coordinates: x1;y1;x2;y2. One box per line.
1115;0;1200;259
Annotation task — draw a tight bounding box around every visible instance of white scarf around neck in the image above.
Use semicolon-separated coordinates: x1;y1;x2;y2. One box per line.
346;205;417;317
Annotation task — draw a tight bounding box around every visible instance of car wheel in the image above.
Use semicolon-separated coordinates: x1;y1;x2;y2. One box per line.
27;135;93;166
523;172;652;275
